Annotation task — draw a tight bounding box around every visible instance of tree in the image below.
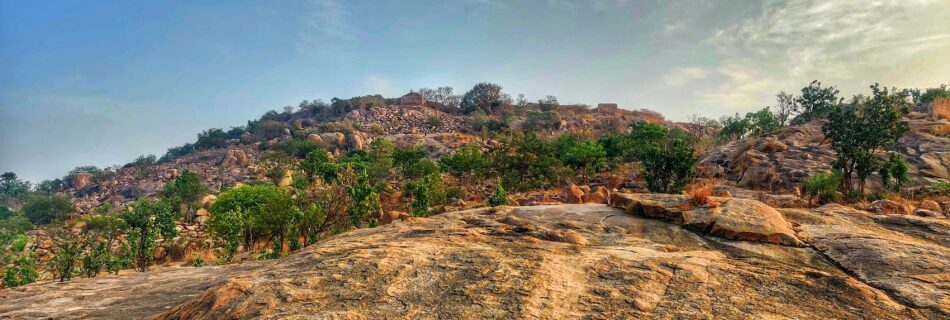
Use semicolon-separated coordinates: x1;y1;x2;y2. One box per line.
366;138;397;186
161;170;208;221
0;172;30;209
195;128;230;149
440;144;489;185
628;122;696;193
209;184;294;256
879;152;909;192
718;113;750;141
491;133;560;191
125;199;178;272
394;146;428;174
22;195;74;225
792;80;841;124
300;149;338;183
823;84;909;194
341;167;381;227
775;91;797;127
555;135;607;182
745;107;781;136
3;251;38;287
260;151;295;184
405;173;443;217
460;82;504;114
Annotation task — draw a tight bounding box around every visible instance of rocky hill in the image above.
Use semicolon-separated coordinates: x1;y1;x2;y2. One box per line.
3;196;946;319
699;111;949;192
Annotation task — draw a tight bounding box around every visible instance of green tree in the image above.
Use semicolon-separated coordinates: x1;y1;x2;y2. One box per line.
555;135;607;182
125;199;179;272
0;172;30;209
208;185;294;256
405;173;444;217
628;122;696;193
260;151;296;184
792;80;841;124
823;84;909;194
800;172;842;206
745;107;781;136
161;170;208;221
342;167;381;227
394;146;428;174
440;144;490;185
366;138;397;186
46;222;82;281
22;195;75;225
300;149;339;183
879;152;909;192
460;82;504;114
491;133;560;191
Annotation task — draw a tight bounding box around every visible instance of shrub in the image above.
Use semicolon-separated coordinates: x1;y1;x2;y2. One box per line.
22;195;74;225
269;139;324;158
405;173;444;217
878;152;909;192
931;182;950;195
300;149;338;183
252;120;290;140
125;199;179;272
629;122;696;194
160;143;195;163
209;184;294;255
491;133;560;192
260;151;295;184
161;170;208;221
485;184;508;207
792;80;841;125
195;128;229;149
47;223;82;281
555;135;607;182
440;144;490;184
192;253;204;267
0;214;33;235
800;172;842;205
425;115;444;127
3;251;38;288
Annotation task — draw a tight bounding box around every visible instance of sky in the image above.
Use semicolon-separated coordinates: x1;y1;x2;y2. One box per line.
1;0;949;183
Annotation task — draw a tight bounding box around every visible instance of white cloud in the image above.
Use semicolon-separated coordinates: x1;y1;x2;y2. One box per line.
364;75;394;95
699;0;950;110
297;0;358;52
662;66;709;86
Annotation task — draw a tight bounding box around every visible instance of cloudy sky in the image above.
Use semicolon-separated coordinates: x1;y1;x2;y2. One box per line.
1;0;949;182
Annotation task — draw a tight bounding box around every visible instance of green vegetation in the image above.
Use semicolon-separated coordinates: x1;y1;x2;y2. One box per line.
792;80;841;125
3;251;38;287
125;199;179;272
485;184;508;207
492;133;560;192
554;134;607;182
717;108;781;141
824;84;909;194
461;82;505;114
628;122;697;193
440;144;489;185
208;185;294;259
878;152;909;192
161;170;208;221
22;195;74;225
800;172;842;205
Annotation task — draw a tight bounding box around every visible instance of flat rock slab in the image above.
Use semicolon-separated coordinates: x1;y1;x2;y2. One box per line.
0;262;269;319
783;204;950;316
158;205;929;319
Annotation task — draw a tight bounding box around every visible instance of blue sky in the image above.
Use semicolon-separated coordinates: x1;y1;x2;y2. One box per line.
2;0;949;182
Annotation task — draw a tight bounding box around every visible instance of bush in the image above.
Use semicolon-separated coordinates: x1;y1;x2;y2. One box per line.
629;122;696;193
931;182;950;195
209;185;294;256
800;172;842;205
252;120;290;140
491;133;560;192
485;184;508;207
0;214;33;235
125;199;179;272
195;128;229;149
47;223;82;281
3;251;38;288
792;80;841;125
300;149;338;183
269;139;324;158
159;143;195;163
555;135;607;182
22;195;74;225
161;170;208;220
440;144;489;184
425;115;444;127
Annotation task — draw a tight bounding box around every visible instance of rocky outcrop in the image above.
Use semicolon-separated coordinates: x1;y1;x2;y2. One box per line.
700;119;950;191
5;203;946;319
0;263;269;319
609;193;804;246
782;205;950;315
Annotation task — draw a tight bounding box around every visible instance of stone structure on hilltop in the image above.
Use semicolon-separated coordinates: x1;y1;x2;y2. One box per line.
398;91;426;106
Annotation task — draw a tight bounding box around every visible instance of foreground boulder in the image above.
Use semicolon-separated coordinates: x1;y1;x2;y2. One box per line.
158;204;932;319
609;193;804;246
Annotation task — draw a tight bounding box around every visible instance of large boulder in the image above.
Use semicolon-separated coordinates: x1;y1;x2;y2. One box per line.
609;193;804;246
72;172;94;189
560;184;584;204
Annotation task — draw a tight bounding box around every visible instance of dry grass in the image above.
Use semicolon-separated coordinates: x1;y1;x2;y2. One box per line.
930;123;950;137
685;179;719;207
760;138;788;153
933;97;950;120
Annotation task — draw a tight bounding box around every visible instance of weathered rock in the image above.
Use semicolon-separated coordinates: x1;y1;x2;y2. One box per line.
277;170;294;187
609;193;804;246
606;175;625;190
307;133;323;144
583;186;608;204
914;208;945;218
783;204;950;315
380;210;411;225
199;195;217;209
72;172;94;189
157;205;926;320
561;184;584;204
869;199;915;215
919;200;941;212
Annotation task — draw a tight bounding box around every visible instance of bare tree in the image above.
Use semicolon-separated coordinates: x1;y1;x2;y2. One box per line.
775;91;797;126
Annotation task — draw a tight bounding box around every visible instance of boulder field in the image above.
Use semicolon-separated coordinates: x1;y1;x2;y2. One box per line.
1;195;947;319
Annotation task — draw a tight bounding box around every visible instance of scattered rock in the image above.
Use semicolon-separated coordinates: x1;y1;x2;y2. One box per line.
561;184;584;204
583;186;608;204
869;199;915;215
